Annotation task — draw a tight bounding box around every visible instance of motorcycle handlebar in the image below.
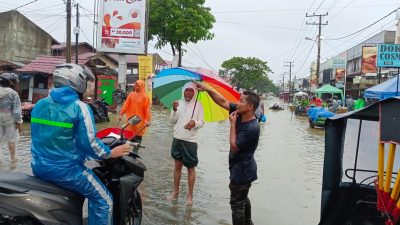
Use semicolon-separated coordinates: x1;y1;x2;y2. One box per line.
126;141;145;149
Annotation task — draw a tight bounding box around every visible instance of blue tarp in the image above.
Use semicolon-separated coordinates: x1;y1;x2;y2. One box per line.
364;75;400;100
307;107;335;122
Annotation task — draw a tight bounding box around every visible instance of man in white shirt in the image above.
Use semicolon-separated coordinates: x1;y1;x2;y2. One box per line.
167;82;204;206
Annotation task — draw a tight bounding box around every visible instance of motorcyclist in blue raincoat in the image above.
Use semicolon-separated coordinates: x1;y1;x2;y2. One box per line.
31;63;132;225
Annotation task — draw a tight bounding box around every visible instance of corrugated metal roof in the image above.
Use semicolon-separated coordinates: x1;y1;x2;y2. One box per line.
16;55;89;74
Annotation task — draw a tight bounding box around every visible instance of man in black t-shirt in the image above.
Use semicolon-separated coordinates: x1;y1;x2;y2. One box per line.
196;83;260;225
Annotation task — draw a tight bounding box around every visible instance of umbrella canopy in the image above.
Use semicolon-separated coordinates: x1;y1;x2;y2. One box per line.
154;68;240;122
294;91;308;96
315;84;343;100
364;75;400;100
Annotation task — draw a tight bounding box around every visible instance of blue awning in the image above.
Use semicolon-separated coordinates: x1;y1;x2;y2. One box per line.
364;75;400;100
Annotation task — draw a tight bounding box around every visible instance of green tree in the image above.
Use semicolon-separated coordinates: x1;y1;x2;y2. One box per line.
220;57;277;94
149;0;215;66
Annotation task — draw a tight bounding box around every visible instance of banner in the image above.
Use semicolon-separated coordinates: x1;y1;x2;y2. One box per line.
335;68;345;81
361;46;377;74
138;55;153;80
377;44;400;68
138;55;153;102
97;0;147;54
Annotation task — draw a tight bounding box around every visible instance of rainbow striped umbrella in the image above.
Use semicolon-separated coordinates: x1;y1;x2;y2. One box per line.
153;68;240;122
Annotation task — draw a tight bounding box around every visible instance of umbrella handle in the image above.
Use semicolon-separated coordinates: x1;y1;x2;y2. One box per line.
191;92;200;120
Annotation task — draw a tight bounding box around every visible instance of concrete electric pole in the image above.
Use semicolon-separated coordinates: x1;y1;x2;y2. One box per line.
284;61;294;96
74;3;80;64
396;11;400;44
306;13;328;87
66;0;72;63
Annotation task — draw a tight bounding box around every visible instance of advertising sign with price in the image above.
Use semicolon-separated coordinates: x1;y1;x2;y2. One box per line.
97;0;148;54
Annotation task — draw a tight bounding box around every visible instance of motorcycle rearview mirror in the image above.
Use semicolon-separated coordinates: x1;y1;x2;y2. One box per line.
120;115;142;140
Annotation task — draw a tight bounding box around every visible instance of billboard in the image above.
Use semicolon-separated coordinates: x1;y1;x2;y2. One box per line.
332;54;346;69
97;0;148;54
361;46;377;74
377;44;400;68
335;68;345;81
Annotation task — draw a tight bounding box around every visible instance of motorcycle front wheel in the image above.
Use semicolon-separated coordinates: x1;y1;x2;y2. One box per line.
125;190;142;225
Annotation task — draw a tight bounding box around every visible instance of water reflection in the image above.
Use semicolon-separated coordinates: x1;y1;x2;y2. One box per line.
0;97;325;225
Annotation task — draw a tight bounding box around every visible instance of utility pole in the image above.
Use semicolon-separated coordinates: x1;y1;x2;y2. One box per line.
92;0;98;53
74;3;80;64
396;11;400;44
66;0;72;63
306;13;328;87
281;73;285;92
284;61;294;96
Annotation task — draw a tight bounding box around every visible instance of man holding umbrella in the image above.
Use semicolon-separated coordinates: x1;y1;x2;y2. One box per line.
196;83;260;225
168;82;205;206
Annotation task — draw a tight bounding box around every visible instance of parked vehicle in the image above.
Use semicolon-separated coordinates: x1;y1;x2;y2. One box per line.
0;115;147;225
307;106;335;128
269;103;284;110
319;97;400;225
87;97;110;123
294;105;308;116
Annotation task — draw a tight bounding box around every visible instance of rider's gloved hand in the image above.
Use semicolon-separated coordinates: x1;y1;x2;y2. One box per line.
110;143;132;158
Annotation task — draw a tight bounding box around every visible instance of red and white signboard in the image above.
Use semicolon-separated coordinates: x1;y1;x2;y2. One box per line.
97;0;147;54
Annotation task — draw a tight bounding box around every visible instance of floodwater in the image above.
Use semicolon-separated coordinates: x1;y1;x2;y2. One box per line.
0;97;325;225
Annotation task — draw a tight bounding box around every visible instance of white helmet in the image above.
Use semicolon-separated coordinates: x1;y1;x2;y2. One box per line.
53;63;95;94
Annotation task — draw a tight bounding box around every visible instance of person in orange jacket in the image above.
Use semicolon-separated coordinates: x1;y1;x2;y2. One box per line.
118;80;151;153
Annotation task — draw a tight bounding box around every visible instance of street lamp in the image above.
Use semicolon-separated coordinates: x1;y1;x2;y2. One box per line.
305;36;324;88
305;37;314;41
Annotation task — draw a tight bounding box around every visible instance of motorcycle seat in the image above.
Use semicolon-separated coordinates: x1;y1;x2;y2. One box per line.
0;172;80;199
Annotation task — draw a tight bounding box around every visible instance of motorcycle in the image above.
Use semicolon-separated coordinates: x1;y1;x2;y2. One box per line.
87;89;127;123
0;115;147;225
86;97;110;123
294;105;308;116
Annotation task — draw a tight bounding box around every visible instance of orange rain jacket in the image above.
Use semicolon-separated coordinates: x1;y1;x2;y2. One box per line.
120;80;151;136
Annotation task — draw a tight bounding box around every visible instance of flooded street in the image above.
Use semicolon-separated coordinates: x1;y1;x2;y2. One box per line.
0;97;325;225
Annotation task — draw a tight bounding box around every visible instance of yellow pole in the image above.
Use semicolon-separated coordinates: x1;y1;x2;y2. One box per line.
392;167;400;201
385;144;397;193
379;143;385;191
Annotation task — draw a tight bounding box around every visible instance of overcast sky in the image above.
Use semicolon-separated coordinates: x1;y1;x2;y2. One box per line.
0;0;399;83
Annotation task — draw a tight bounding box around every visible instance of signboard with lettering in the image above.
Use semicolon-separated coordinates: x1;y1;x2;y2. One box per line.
138;55;153;102
377;44;400;68
138;55;153;80
97;0;148;54
362;46;377;74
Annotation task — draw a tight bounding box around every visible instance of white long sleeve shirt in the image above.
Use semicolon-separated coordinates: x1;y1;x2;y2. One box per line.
170;99;204;143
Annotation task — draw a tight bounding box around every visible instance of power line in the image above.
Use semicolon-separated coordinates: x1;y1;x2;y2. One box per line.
314;0;327;13
148;43;201;68
194;45;216;71
326;0;341;11
293;41;317;75
216;21;315;31
211;4;398;14
184;45;211;69
322;18;396;59
286;0;318;60
14;0;38;10
327;0;356;21
326;7;400;40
